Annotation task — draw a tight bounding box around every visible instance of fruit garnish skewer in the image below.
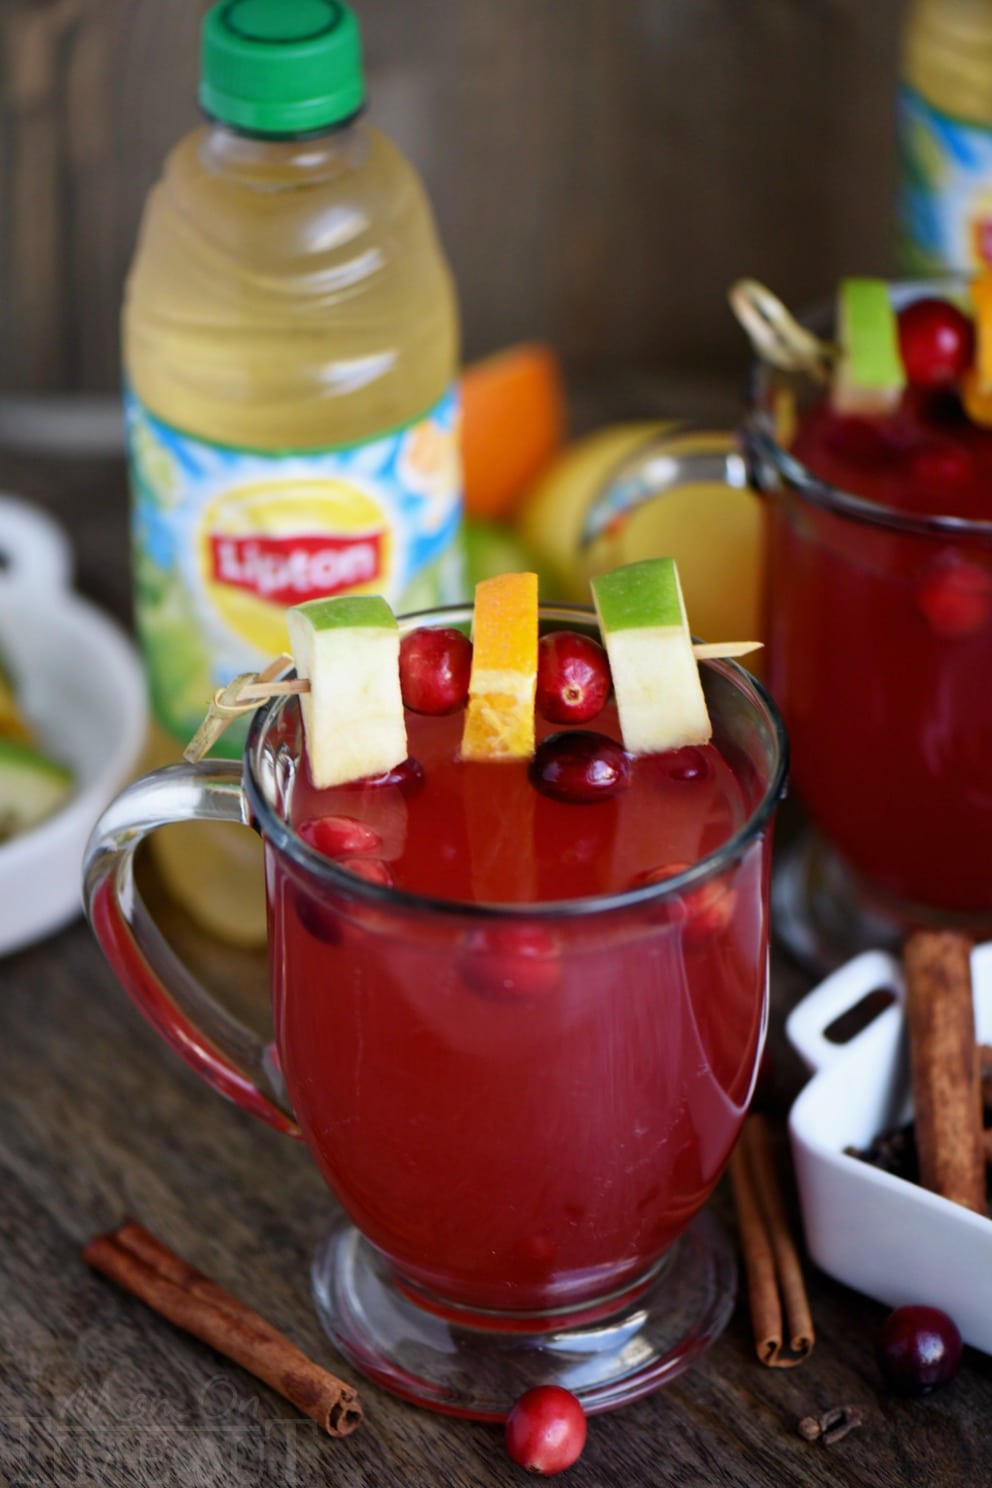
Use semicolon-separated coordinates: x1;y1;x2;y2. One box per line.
728;278;836;381
184;562;762;775
730;273;992;426
183;638;761;764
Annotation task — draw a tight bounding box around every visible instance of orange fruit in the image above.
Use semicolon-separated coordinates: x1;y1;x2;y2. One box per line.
461;572;539;761
460;344;567;521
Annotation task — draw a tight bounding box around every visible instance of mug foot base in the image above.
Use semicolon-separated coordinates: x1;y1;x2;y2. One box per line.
311;1209;736;1420
773;828;992;975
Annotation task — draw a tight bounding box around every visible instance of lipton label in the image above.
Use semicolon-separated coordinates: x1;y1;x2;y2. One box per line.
125;387;462;753
898;84;992;274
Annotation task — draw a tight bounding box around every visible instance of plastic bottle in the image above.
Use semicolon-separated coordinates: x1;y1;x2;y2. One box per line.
123;0;462;945
898;0;992;272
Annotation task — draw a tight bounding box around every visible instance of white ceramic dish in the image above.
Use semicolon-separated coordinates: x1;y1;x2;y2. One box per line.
0;493;147;956
787;943;992;1355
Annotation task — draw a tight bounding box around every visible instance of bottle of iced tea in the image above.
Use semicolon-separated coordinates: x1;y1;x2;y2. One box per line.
899;0;992;271
123;0;462;944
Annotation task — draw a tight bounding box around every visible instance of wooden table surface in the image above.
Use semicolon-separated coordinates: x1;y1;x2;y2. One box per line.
3;444;992;1488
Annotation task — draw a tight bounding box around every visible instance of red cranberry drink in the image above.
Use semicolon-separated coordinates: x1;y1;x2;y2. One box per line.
763;278;992;922
278;696;763;1314
83;559;786;1415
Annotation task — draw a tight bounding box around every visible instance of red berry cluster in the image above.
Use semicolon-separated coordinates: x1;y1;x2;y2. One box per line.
398;624;624;806
398;625;612;727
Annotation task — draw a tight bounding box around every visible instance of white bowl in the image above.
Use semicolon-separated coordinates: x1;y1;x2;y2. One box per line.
787;943;992;1354
0;494;147;956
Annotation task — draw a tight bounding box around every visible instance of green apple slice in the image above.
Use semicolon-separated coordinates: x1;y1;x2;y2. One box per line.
286;595;407;789
591;557;712;753
832;277;905;416
0;738;73;842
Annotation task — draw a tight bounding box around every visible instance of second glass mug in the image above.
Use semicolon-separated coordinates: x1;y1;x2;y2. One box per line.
83;602;787;1419
583;283;992;970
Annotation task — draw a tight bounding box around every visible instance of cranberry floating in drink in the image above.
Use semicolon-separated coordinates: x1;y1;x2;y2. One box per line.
83;559;785;1419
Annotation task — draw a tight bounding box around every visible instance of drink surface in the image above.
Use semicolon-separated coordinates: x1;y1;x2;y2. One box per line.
768;389;992;913
269;700;768;1310
125;120;461;943
792;390;992;521
288;704;750;904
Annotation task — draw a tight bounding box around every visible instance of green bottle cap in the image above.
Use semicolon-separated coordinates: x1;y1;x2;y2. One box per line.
200;0;364;137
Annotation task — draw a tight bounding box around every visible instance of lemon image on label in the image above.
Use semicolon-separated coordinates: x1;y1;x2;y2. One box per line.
399;418;460;532
132;415;180;507
200;478;393;656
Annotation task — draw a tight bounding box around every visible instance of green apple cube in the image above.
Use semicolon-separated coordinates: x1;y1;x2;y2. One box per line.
286;595;407;789
591;558;712;754
0;738;73;842
832;278;905;416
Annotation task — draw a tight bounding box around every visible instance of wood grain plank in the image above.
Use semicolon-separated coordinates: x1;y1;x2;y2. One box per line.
0;0;903;395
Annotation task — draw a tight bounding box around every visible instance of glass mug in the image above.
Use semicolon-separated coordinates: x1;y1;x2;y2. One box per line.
83;603;787;1418
584;282;992;970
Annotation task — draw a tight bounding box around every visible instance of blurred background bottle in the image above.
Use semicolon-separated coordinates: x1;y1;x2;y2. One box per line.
898;0;992;272
123;0;462;946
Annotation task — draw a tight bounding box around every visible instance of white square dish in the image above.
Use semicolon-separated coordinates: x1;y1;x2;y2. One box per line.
786;944;992;1355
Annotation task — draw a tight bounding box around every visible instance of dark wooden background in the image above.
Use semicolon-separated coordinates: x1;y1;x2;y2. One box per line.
0;0;906;402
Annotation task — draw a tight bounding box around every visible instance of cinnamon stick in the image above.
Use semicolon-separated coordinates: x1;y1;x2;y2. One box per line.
728;1113;815;1367
83;1220;362;1437
904;931;986;1215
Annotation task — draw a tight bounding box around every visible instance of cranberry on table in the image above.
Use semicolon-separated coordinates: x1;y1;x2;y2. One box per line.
536;631;611;725
897;297;975;389
530;731;631;804
504;1385;587;1475
877;1305;963;1395
399;626;472;714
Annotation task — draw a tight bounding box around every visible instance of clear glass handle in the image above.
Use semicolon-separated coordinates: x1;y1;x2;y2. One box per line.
82;760;299;1137
580;426;748;550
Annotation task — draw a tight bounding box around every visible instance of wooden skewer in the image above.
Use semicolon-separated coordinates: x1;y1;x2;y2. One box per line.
236;677;309;700
236;640;763;702
184;637;763;762
691;641;763;659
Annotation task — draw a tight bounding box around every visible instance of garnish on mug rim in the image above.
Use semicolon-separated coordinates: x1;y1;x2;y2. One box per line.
182;638;762;764
728;278;836;381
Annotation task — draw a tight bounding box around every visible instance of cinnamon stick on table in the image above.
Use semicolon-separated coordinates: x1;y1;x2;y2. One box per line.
728;1113;815;1367
82;1220;362;1438
904;930;986;1215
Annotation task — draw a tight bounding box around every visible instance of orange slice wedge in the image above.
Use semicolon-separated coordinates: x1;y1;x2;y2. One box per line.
461;572;539;761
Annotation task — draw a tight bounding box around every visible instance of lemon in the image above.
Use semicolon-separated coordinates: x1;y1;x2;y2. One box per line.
516;423;765;651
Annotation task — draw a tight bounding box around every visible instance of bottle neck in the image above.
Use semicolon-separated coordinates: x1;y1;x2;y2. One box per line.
198;118;369;187
904;0;992;123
